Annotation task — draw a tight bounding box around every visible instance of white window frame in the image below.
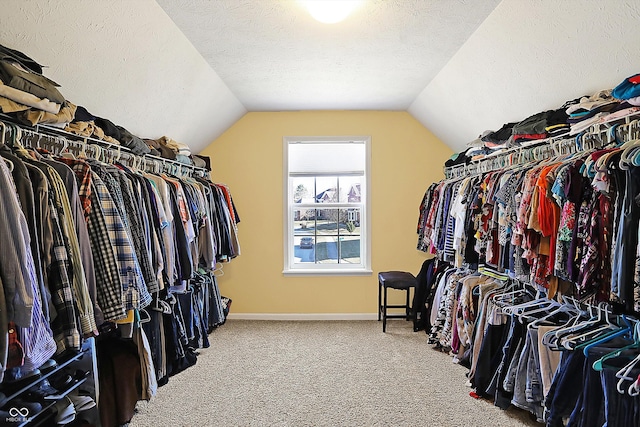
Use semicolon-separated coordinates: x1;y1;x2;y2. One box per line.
283;136;372;276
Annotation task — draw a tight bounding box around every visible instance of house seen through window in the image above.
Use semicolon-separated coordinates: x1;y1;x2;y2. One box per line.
284;137;371;274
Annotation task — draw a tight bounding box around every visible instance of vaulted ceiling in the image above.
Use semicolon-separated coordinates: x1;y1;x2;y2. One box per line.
156;0;499;111
2;1;640;154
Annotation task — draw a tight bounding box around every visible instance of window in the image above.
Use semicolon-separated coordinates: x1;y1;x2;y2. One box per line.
284;136;371;275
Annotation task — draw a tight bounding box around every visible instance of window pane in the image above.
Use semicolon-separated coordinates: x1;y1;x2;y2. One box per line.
339;208;361;234
315;208;338;235
293;209;315;235
315;236;338;264
339;235;361;264
315;176;337;203
294;236;315;263
338;176;363;203
292;177;315;203
285;137;369;272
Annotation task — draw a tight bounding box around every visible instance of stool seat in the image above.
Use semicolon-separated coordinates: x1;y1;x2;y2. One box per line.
378;271;417;332
378;271;417;289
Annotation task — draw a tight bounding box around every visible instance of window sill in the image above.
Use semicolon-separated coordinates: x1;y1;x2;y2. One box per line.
283;269;373;277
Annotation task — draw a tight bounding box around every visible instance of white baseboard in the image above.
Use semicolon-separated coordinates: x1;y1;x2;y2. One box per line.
226;313;378;321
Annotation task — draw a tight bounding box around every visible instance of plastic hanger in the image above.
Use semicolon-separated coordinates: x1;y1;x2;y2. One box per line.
527;302;580;330
0;122;6;147
560;304;619;350
629;373;640;397
544;302;605;349
515;300;562;323
592;322;640;371
615;352;640;394
138;308;151;324
500;295;553;316
578;315;633;355
150;296;172;314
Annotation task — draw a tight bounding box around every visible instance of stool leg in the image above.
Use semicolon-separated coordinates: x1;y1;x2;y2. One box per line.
383;286;388;333
405;288;410;320
378;280;382;321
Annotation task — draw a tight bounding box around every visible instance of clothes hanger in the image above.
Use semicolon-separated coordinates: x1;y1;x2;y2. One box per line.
526;301;581;330
615;351;640;394
514;299;563;323
213;262;225;277
499;291;549;315
0;122;6;147
543;301;605;350
138;308;151;324
561;305;623;350
150;297;172;314
578;315;633;355
592;322;640;372
629;373;640;397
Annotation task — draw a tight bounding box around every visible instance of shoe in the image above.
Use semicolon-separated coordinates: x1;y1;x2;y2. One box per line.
52;397;75;425
3;367;41;386
48;372;73;391
39;359;58;374
25;379;60;401
71;369;91;382
68;394;96;412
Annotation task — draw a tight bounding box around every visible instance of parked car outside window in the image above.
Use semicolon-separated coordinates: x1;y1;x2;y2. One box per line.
300;237;314;249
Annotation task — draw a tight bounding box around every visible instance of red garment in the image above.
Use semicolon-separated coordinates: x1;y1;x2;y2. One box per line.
536;164;562;278
217;184;236;224
513;133;547;141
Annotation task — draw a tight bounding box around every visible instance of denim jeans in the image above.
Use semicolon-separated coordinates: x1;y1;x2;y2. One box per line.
512;330;544;421
493;316;525;409
526;329;544;405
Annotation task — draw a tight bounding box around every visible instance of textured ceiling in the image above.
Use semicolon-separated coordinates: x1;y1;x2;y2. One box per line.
157;0;501;111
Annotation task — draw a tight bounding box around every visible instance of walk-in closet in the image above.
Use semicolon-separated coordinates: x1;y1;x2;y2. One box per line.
2;1;640;426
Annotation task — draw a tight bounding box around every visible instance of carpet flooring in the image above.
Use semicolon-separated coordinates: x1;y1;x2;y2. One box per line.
130;320;540;427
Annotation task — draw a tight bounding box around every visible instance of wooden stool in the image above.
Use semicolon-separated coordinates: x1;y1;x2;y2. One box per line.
378;271;417;332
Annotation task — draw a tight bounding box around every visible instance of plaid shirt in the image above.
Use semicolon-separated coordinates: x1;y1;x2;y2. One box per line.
91;172;152;310
45;186;81;353
58;158;93;221
116;170;159;294
94;164;158;294
86;185;126;321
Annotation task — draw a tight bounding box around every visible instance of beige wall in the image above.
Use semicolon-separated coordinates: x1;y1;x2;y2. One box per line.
199;111;452;314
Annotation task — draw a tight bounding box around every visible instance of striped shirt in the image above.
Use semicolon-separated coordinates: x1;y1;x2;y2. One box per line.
0;158;34;327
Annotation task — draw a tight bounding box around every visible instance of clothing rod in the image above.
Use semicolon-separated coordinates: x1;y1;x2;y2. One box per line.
444;112;640;179
0;114;210;177
35;123;210;175
442;120;628;179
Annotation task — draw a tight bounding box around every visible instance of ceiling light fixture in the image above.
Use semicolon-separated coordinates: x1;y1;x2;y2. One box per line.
302;0;364;24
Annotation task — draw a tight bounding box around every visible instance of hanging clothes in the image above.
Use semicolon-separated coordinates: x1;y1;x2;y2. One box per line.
0;121;239;426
